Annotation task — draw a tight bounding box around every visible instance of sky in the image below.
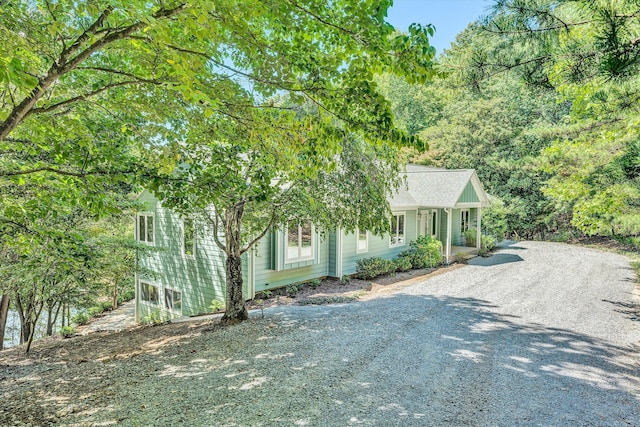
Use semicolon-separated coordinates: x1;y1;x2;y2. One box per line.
386;0;494;54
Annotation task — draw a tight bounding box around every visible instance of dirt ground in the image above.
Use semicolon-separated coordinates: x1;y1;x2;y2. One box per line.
0;265;462;426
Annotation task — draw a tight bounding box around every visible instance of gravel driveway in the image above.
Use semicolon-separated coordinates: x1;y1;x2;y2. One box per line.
2;241;639;426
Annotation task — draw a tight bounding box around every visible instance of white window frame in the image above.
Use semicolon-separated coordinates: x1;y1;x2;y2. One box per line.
182;217;196;258
164;287;183;314
356;228;369;253
139;280;159;305
460;209;470;232
137;212;155;246
389;212;406;248
285;221;315;263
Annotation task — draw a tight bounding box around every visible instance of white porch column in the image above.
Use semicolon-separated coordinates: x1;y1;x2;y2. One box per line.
445;208;452;264
476;207;482;251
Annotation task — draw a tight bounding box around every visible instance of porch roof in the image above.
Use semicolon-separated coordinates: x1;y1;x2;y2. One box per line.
390;164;489;209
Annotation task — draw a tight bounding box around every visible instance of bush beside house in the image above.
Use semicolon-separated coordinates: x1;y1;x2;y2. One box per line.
355;236;444;279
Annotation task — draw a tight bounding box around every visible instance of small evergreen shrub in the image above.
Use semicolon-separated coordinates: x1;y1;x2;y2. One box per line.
394;256;413;272
59;326;75;338
309;279;321;288
355;257;396;279
72;312;89;326
286;283;303;296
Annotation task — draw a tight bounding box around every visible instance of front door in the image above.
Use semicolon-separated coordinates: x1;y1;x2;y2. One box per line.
428;209;438;238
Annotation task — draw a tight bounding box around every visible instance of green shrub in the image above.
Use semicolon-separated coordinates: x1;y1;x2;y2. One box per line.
101;301;114;312
309;279;321;288
355;257;396;279
142;308;166;325
482;201;508;241
399;236;444;269
209;299;224;312
88;306;103;317
72;312;89;326
119;289;135;303
59;326;75;338
286;283;303;296
394;256;412;272
464;228;477;247
481;234;497;251
340;275;351;285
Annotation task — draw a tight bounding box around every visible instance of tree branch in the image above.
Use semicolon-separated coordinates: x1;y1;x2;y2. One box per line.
28;79;160;115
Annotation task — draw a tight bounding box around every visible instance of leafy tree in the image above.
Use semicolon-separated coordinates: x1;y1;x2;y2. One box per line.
151;101;406;323
471;0;640;239
2;0;436;324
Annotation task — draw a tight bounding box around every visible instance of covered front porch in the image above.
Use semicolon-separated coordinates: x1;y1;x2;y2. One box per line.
417;206;485;264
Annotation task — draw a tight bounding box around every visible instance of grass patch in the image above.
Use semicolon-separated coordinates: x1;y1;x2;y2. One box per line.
632;261;640;284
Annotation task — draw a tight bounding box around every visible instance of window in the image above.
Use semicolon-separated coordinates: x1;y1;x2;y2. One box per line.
183;218;195;257
390;213;406;247
461;209;470;232
137;213;154;245
140;281;159;305
357;228;368;253
286;221;314;262
165;288;182;312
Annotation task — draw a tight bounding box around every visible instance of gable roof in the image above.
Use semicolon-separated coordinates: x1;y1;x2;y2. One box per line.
390;164;490;209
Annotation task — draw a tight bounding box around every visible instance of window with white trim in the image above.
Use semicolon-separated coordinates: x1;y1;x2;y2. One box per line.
182;217;195;257
137;213;154;245
357;228;368;253
165;288;182;312
460;209;470;232
390;213;406;247
140;281;159;305
286;220;314;262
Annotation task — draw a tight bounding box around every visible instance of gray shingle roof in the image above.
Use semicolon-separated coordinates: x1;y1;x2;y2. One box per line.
390;165;488;209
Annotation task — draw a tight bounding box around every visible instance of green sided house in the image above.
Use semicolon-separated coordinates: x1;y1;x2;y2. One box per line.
134;165;489;321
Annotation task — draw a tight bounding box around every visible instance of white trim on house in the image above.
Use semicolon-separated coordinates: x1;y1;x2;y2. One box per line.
137;212;155;246
460;209;470;233
248;249;256;299
456;202;484;209
445;208;452;264
285;221;315;263
336;228;343;278
163;286;183;315
138;279;160;307
356;228;369;253
389;211;407;248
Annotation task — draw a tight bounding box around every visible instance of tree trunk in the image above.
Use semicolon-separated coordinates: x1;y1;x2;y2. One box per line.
221;204;248;324
14;293;28;345
46;303;54;336
0;294;9;350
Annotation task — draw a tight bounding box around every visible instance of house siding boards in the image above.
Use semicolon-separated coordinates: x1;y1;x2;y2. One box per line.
136;191;225;320
134;165;491;321
341;209;418;275
459;181;480;203
253;231;329;291
328;230;337;277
